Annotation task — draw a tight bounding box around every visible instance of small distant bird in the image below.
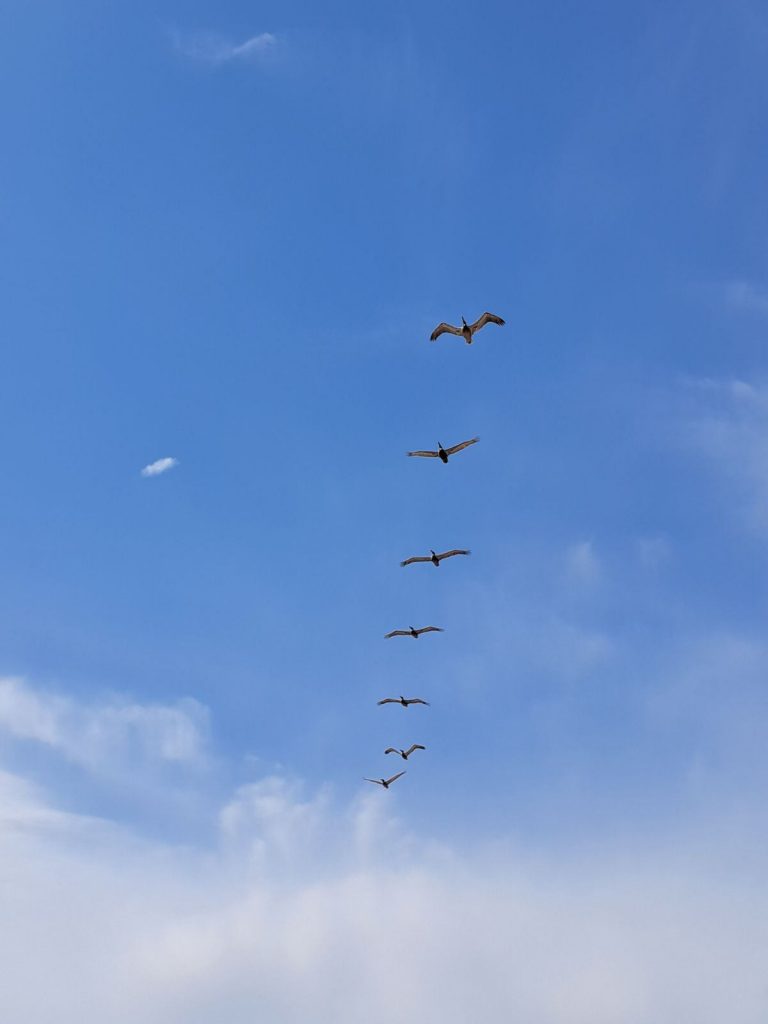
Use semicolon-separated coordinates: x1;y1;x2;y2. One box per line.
401;549;470;567
384;626;444;639
407;437;479;463
378;696;430;707
364;770;406;789
385;744;425;760
430;312;505;344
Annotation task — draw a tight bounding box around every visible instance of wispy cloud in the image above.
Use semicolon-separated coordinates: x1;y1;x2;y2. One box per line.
173;31;277;65
0;677;208;773
141;456;178;478
724;279;768;318
564;539;602;586
683;377;768;533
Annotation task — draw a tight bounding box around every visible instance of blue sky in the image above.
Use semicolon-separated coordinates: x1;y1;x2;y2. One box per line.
1;1;768;1019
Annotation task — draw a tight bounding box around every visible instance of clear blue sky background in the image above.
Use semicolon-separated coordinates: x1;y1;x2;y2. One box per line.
1;0;767;848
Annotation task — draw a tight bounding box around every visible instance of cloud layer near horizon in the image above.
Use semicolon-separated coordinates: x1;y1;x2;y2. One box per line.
1;676;767;1023
1;762;767;1023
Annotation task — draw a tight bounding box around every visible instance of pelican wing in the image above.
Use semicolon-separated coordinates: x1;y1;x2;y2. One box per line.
407;449;439;458
377;698;398;705
401;555;431;566
444;437;479;457
430;322;462;342
436;548;471;561
384;771;406;786
404;698;430;706
415;626;443;636
384;748;399;755
404;744;426;757
364;778;385;786
384;630;410;639
469;311;505;333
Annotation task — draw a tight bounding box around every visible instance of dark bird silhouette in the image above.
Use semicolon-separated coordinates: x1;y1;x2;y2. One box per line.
384;744;426;760
384;626;444;639
364;770;406;789
407;437;479;463
400;549;470;567
430;312;505;344
377;696;430;707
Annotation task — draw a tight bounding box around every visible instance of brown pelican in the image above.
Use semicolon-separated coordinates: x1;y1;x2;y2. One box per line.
407;437;479;463
364;771;406;789
384;626;444;639
430;312;505;344
384;744;425;760
400;549;470;567
377;696;430;707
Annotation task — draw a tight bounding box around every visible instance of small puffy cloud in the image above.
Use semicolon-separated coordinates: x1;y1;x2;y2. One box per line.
141;457;178;478
174;31;277;64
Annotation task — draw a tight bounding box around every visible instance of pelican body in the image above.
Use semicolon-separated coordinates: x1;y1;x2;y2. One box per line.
384;744;426;760
400;549;470;568
407;437;479;463
430;312;505;345
377;696;430;707
364;770;406;789
384;626;444;639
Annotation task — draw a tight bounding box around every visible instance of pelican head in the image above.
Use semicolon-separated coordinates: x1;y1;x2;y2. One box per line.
461;316;468;326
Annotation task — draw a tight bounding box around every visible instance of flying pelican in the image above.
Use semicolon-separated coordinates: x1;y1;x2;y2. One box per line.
364;771;406;789
377;696;430;707
400;549;470;567
430;312;505;345
407;437;479;463
384;744;426;760
384;626;444;639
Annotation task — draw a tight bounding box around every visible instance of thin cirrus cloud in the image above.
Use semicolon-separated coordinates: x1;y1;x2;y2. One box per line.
141;457;178;478
173;30;277;64
724;280;768;318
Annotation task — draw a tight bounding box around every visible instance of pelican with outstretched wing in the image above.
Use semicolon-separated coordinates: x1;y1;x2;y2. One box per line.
364;771;406;789
430;312;505;345
384;626;444;639
377;696;430;707
400;549;470;567
407;437;479;463
384;744;426;760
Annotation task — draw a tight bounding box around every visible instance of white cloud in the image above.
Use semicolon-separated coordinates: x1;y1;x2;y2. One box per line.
174;31;277;64
0;677;208;773
0;760;766;1023
141;457;178;477
0;650;768;1022
724;280;768;318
